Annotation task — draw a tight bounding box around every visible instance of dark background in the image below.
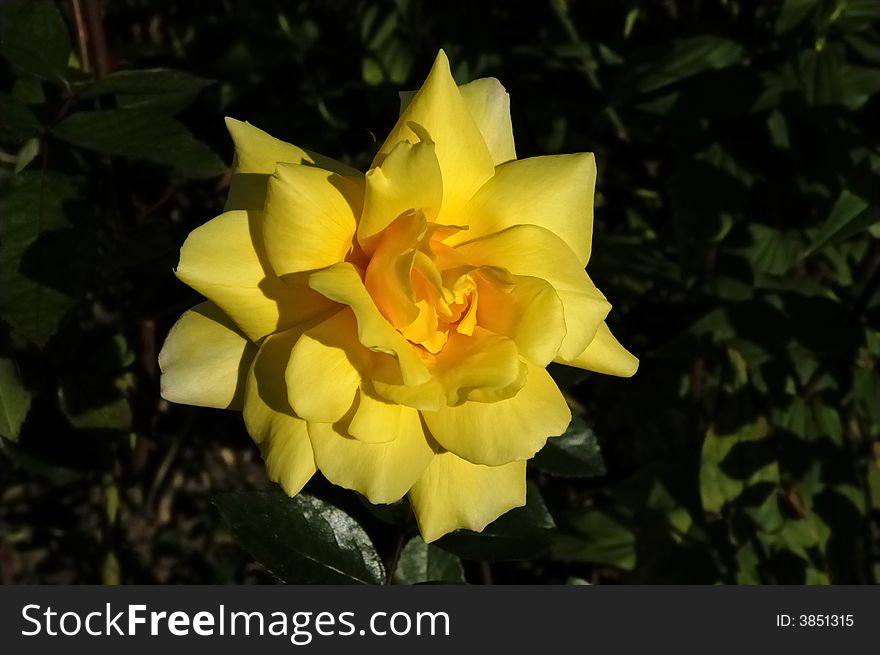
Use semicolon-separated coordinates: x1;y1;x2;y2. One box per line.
1;0;879;584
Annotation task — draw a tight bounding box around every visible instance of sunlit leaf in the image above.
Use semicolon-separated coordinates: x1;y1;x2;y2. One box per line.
215;492;385;584
533;413;606;478
393;537;465;584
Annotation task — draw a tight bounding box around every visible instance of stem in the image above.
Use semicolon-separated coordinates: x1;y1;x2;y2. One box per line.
82;0;112;78
70;0;91;73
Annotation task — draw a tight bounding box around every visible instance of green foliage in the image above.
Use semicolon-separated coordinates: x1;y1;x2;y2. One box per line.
392;537;465;584
0;0;878;584
0;0;71;82
215;492;385;584
0;358;31;441
54;110;225;178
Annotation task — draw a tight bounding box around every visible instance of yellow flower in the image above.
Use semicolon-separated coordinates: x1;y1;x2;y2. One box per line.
158;50;638;542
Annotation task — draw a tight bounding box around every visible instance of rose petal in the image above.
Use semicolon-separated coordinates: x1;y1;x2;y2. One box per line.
458;77;517;166
264;163;362;276
224;117;360;211
359;139;442;246
409;451;526;543
455;224;610;360
243;328;317;497
308;263;431;386
555;321;639;377
286;310;363;423
158;301;255;410
448;153;596;265
475;269;566;367
421;360;570;466
175;210;285;341
376;50;494;225
308;400;435;504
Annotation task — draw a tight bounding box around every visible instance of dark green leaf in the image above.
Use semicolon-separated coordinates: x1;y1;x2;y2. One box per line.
53;110;226;179
798;44;845;105
0;358;31;442
0;93;42;139
0;171;78;345
393;537;465;584
620;36;745;98
840;65;880;109
435;482;556;561
533;413;606;478
80;68;215;114
775;0;817;35
748;224;801;276
552;511;637;570
214;492;385;584
0;0;71;82
803;190;880;257
11;77;46;104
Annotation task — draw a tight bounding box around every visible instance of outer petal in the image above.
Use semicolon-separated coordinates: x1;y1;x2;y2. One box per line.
359;140;442;246
458;78;516;166
409;452;526;543
243;329;317;497
422;361;571;466
224;118;360;211
225;117;360;176
286;310;363;423
449;154;596;265
308;263;431;386
158;301;255;410
263;163;362;276
555;321;639;377
174;210;285;341
376;50;494;224
475;269;566;367
455;224;610;360
308;403;435;504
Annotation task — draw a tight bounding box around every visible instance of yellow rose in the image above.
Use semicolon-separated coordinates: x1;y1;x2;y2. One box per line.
158;50;637;542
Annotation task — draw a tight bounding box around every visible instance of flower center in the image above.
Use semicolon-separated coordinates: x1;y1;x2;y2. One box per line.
364;211;477;354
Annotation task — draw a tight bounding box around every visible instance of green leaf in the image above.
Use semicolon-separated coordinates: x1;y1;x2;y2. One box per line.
621;35;745;98
533;413;606;478
0;171;78;345
0;358;31;442
0;0;71;82
60;392;133;432
15;138;41;173
775;0;818;35
798;43;845;106
435;482;556;561
53;110;226;179
551;511;637;571
803;190;880;257
700;417;777;513
214;492;385;584
839;66;880;109
80;68;215;114
392;537;465;584
748;224;801;276
0;93;42;139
